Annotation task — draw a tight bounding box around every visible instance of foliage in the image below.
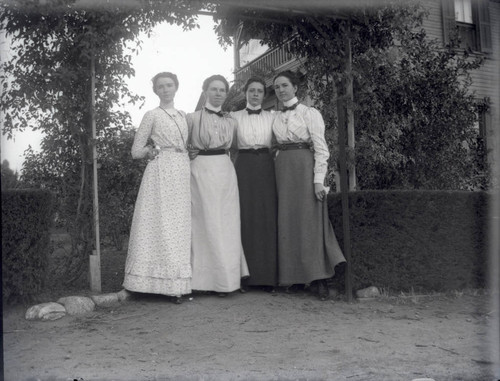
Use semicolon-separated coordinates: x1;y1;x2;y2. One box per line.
353;25;489;190
215;0;489;190
21;127;147;248
328;190;488;292
1;0;203;284
2;189;54;304
1;159;20;189
98;129;147;250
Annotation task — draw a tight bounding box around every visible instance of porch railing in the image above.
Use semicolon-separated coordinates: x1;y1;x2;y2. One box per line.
234;40;296;86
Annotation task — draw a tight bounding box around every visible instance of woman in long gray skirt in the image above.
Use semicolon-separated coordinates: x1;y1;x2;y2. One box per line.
272;70;346;301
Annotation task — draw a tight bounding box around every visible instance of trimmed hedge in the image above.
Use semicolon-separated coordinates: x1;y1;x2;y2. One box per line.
2;189;54;304
328;190;488;293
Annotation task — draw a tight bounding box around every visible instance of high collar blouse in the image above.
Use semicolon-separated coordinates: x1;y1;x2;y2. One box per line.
230;108;276;149
186;108;237;150
272;103;330;184
132;107;188;159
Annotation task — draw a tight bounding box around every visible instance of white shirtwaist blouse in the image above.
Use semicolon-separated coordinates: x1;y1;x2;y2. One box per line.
272;97;330;184
230;105;275;149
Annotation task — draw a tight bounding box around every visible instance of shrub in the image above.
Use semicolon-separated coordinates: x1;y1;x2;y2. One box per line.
328;190;488;293
2;189;54;304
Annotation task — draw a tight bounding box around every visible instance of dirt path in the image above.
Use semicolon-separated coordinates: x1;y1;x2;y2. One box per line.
2;289;496;381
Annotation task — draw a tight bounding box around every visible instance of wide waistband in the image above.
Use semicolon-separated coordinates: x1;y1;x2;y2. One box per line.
160;147;187;153
276;142;311;151
198;149;228;156
239;148;270;154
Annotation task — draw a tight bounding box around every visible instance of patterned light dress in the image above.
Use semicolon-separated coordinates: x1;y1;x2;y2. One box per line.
123;107;191;296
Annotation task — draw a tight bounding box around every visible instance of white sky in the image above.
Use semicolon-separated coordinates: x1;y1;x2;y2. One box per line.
0;15;234;173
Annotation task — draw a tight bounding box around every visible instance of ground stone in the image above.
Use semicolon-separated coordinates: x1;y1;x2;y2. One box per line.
116;289;133;302
56;296;95;315
91;293;120;307
25;302;66;321
356;286;381;298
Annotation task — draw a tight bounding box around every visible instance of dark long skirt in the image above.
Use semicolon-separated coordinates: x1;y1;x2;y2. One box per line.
274;148;346;285
235;150;278;286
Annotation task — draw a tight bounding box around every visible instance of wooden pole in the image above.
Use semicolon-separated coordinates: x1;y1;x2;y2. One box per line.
345;24;356;190
337;90;353;303
89;32;101;293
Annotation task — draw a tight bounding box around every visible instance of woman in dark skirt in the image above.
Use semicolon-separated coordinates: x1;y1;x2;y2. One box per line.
231;77;278;292
272;70;346;301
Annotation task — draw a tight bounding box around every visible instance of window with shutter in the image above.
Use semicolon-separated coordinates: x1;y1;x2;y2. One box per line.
441;0;492;53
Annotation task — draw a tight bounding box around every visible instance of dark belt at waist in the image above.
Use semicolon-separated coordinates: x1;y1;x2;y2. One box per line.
198;149;227;156
276;143;311;151
239;148;270;154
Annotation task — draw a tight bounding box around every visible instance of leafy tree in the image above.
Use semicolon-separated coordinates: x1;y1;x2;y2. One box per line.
1;0;202;284
354;28;489;189
1;160;19;189
215;0;489;190
97;129;147;251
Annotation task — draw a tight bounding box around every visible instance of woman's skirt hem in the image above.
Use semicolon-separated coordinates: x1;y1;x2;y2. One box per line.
123;274;191;296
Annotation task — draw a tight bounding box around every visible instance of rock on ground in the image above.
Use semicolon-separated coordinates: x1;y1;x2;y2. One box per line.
25;302;66;321
56;296;95;315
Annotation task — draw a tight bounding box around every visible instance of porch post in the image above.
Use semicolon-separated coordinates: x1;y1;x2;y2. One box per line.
89;32;101;293
336;89;353;302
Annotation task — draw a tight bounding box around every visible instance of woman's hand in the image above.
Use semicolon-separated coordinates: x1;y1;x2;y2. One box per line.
314;183;327;202
147;146;160;160
188;147;199;160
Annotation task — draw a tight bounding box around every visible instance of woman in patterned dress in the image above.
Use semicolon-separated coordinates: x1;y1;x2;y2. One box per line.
187;74;249;296
272;70;346;301
123;72;191;304
230;77;278;292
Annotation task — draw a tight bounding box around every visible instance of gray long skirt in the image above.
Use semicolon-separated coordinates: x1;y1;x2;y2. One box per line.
275;148;346;285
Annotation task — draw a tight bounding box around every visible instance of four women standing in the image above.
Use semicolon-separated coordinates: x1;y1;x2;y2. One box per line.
124;70;345;302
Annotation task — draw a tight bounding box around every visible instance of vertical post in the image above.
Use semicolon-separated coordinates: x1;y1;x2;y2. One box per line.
337;92;353;302
233;22;243;72
346;24;356;191
89;32;101;293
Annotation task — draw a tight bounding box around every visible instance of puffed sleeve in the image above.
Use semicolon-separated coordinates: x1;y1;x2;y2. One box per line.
230;113;239;150
131;110;154;159
186;112;194;142
304;107;330;184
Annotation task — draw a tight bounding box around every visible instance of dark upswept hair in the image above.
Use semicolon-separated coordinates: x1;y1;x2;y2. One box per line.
152;72;179;93
273;70;300;88
202;74;229;92
243;77;267;95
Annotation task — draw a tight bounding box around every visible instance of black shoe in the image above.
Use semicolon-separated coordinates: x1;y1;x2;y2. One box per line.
240;286;248;293
285;284;300;294
317;280;330;301
262;286;276;293
218;292;228;297
172;296;183;304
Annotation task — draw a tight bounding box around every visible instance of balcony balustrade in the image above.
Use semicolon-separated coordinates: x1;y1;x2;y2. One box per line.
234;41;297;86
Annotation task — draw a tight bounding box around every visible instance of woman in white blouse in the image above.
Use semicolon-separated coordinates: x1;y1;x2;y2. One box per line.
123;72;191;304
231;77;278;292
272;70;346;301
187;74;249;296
